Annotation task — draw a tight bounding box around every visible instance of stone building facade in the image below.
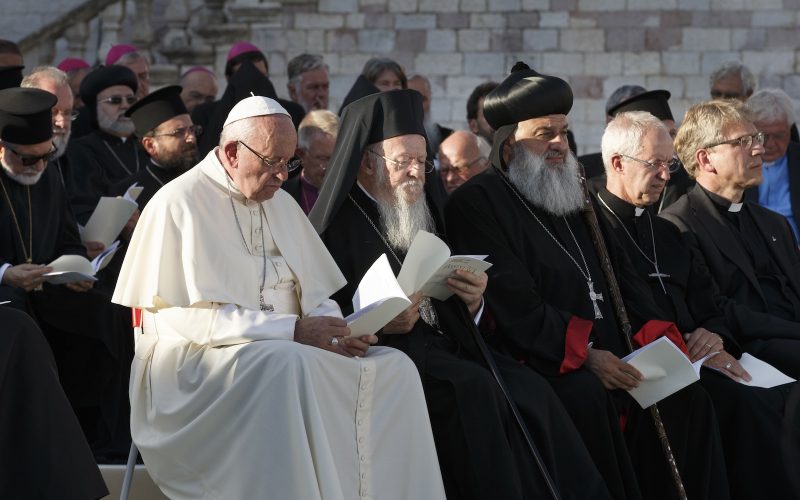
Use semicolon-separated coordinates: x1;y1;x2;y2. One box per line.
7;0;800;153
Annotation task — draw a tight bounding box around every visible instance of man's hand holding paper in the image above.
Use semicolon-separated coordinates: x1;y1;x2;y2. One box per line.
446;269;487;316
383;292;422;335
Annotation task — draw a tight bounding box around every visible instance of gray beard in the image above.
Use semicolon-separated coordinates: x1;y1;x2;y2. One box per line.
374;174;435;252
507;144;584;217
2;162;42;185
53;130;70;159
98;112;135;137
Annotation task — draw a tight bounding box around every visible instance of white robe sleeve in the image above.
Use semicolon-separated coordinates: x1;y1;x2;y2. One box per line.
155;299;343;347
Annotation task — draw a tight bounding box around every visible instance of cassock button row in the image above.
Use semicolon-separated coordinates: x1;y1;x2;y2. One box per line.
357;419;363;426
361;472;366;479
275;261;281;266
359;402;365;408
360;455;366;463
358;436;364;443
362;365;369;372
360;384;367;391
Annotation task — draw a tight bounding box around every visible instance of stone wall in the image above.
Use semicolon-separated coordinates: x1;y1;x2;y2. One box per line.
254;0;800;154
15;0;800;154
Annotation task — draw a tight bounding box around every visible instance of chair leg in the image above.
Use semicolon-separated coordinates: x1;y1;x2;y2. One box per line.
120;442;138;500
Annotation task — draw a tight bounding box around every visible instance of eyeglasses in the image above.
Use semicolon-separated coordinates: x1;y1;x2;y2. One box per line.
238;141;298;172
368;149;434;173
704;132;765;150
440;156;486;175
2;142;58;166
710;91;744;100
619;153;681;173
53;109;80;122
98;95;138;106
153;125;203;139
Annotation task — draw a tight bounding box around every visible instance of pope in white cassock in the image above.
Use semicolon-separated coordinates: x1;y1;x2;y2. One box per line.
112;96;446;500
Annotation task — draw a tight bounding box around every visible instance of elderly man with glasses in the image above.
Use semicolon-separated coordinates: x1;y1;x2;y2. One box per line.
67;65;145;224
661;99;800;380
596;109;798;499
0;86;135;462
113;94;447;500
437;129;489;194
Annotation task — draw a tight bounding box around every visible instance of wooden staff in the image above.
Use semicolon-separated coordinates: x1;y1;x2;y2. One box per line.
579;172;688;500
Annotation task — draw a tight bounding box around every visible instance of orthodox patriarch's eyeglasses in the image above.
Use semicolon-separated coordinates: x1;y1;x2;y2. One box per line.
153;125;203;138
619;153;681;173
368;149;435;174
98;95;138;106
704;132;765;150
2;142;59;166
238;140;298;172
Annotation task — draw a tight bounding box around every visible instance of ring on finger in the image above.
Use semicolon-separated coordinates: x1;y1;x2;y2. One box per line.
330;336;340;346
725;362;732;370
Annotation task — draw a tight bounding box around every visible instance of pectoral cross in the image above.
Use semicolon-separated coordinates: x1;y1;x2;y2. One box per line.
648;264;671;295
588;281;604;319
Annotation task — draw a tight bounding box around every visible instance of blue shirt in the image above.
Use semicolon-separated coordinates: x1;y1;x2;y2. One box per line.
758;153;799;242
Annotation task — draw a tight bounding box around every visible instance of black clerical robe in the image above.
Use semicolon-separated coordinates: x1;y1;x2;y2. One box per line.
0;307;108;499
67;129;146;224
94;160;186;293
661;185;800;378
446;166;729;500
596;187;797;500
0;165;133;461
321;185;610;500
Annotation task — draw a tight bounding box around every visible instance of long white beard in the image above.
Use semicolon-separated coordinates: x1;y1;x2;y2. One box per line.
507;144;584;217
374;171;435;252
2;162;43;185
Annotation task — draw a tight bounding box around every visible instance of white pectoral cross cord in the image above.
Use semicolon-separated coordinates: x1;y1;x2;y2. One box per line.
587;281;604;319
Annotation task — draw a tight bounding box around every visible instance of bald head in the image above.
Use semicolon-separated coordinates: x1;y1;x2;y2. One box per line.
180;69;218;113
438;130;488;193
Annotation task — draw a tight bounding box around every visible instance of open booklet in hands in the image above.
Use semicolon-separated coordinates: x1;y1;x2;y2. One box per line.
344;231;492;337
78;183;142;247
43;241;121;284
622;337;795;409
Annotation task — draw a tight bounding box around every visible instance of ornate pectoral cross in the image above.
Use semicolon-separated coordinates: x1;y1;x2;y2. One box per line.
588;281;604;319
648;264;671;295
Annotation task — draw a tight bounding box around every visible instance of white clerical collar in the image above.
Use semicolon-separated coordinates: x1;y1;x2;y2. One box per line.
634;207;645;217
357;180;379;203
728;202;743;213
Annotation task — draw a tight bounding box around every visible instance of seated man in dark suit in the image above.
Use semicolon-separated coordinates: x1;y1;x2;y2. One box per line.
661;99;800;379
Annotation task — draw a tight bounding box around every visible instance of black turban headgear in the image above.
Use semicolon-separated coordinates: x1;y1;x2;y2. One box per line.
483;62;573;169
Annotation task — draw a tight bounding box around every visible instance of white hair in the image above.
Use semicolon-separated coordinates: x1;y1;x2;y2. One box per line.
601;111;669;175
746;88;796;125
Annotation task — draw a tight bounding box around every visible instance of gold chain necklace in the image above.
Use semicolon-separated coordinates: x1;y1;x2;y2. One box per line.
0;175;33;263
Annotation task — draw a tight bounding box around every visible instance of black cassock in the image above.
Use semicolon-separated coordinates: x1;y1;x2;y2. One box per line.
661;185;800;379
445;167;729;500
0;307;108;500
0;165;133;461
88;159;186;294
66;129;146;224
321;185;610;500
596;186;798;500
